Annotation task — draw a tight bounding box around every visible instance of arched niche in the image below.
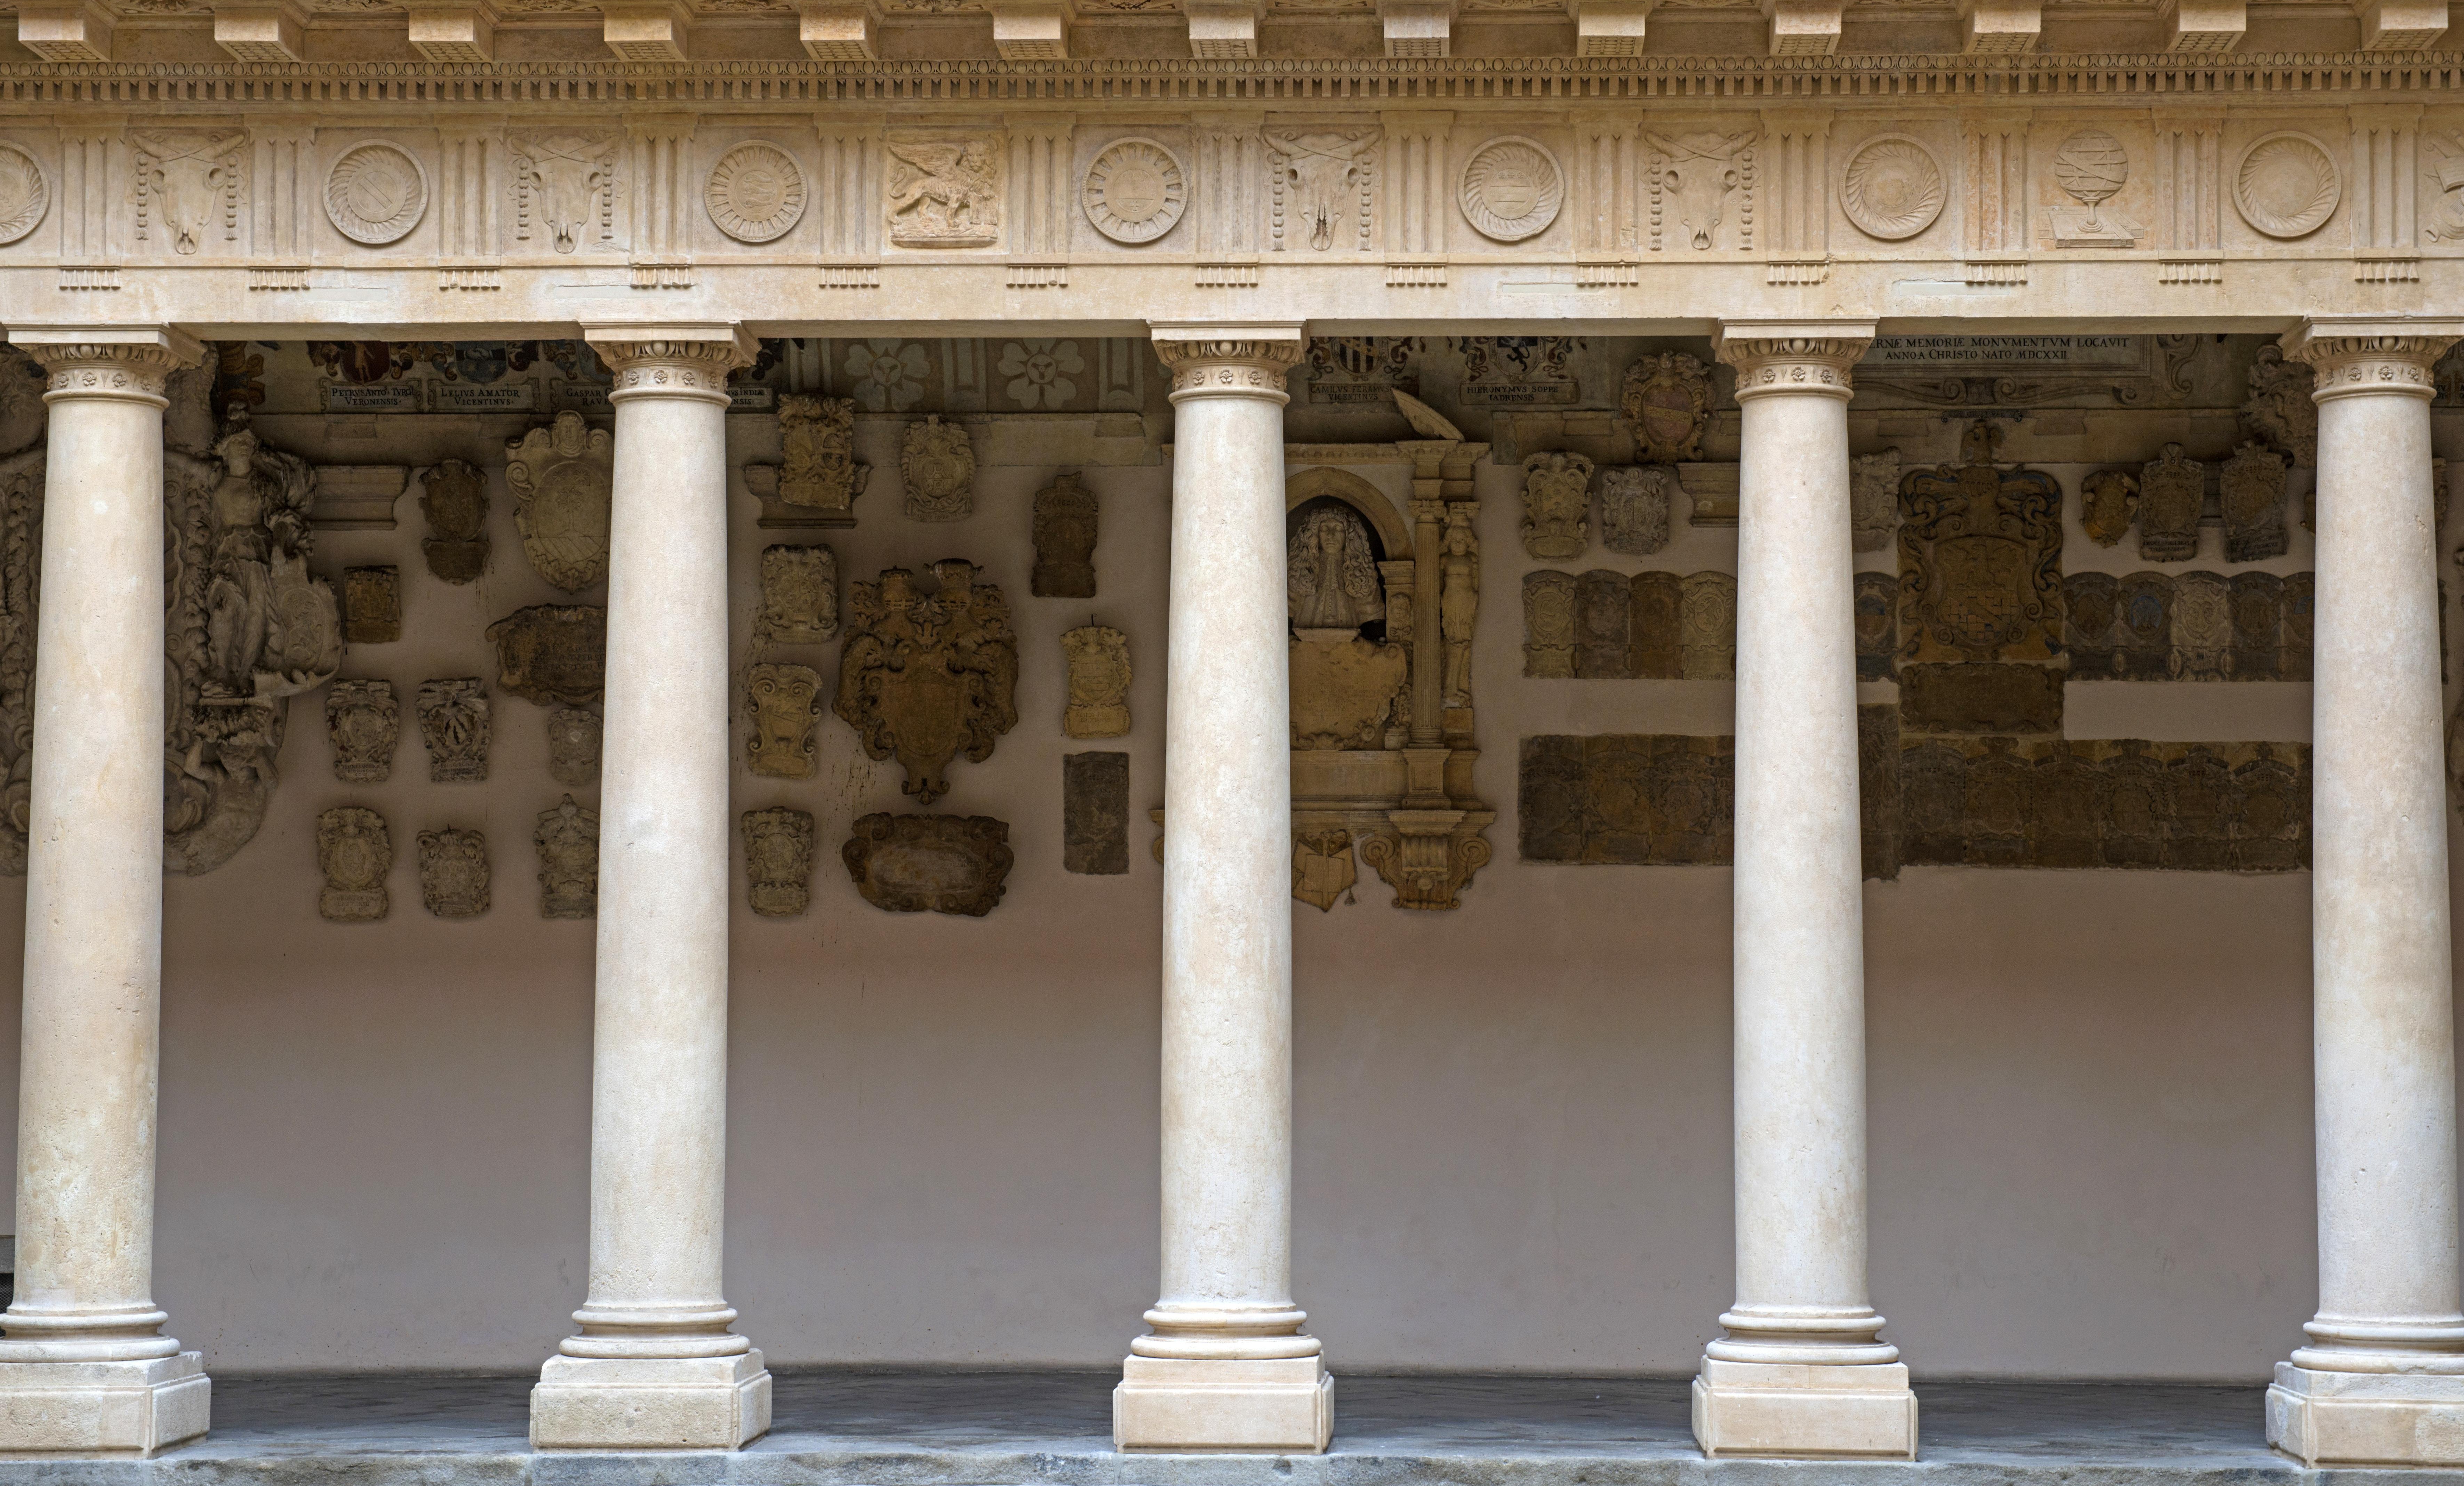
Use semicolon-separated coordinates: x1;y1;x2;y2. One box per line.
1286;466;1412;558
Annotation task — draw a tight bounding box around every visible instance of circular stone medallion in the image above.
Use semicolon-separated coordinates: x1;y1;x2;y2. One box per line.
0;143;48;246
1838;135;1943;241
2053;128;2130;208
705;142;807;244
1459;136;1563;242
1082;138;1186;245
2235;131;2341;239
324;141;428;246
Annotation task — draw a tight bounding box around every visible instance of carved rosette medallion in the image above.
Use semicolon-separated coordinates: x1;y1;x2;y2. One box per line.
834;561;1019;803
1714;331;1870;400
0;143;49;246
535;794;599;919
1082;137;1187;245
506;411;614;592
417;826;490;918
2235;132;2341;239
705;141;807;243
742;806;816;917
1459;136;1563;243
1839;136;1942;241
1618;353;1714;463
316;807;391;922
1153;335;1304;397
324;140;429;246
745;661;824;778
899;416;977;522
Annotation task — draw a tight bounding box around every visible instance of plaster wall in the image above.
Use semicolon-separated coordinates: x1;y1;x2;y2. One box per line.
0;380;2409;1383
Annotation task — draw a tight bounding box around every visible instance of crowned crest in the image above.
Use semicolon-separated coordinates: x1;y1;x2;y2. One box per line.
506;411;614;592
1619;353;1713;465
1897;421;2064;665
834;560;1019;803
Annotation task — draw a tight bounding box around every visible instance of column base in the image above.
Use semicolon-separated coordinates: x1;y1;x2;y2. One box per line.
0;1352;209;1456
530;1350;771;1451
1691;1358;1918;1459
2268;1362;2464;1465
1113;1355;1334;1453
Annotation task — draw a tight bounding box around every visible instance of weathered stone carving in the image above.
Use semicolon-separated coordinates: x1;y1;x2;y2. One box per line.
1855;573;1898;681
0;143;48;247
1290;502;1386;636
2243;343;2319;466
1898;663;2063;735
324;140;429;247
1266;129;1379;251
1292;633;1407;747
2234;130;2342;239
2137;443;2204;562
1839;135;1944;241
344;565;400;644
1576;570;1632;678
2079;467;2139;547
704;141;806;244
741;806;815;916
1630;570;1683;678
1441;506;1480;707
419;459;490;583
487;604;607;706
2048;128;2138;247
1063;751;1130;876
417;677;490;783
2221;441;2290;562
510;131;616;254
133;130;246;255
1681;571;1737;680
506;411;615;592
535;794;599;919
417;825;489;919
1898;421;2063;664
1519;734;1734;864
1598;466;1672;555
546;706;602;786
1646;131;1757;250
1523;570;1578;678
1459;136;1563;243
316;806;391;922
1031;471;1099;597
1620;353;1714;464
2231;571;2284;680
1292;827;1357;910
2172;570;2233;681
1082;137;1187;245
326;678;398;783
835;561;1019;803
843;812;1014;915
1850;449;1902;552
746;395;869;528
1520;451;1592;560
2065;571;2121;678
2284;572;2315;681
900;416;976;522
1064;625;1131;738
745;662;823;779
2115;571;2175;679
1859;705;1903;880
756;544;839;645
886;137;1001;247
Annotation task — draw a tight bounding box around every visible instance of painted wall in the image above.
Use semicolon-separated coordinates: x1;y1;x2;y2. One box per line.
0;349;2420;1382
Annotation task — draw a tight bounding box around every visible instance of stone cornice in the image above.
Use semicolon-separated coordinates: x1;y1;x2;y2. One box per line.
10;327;205;402
2285;318;2464;401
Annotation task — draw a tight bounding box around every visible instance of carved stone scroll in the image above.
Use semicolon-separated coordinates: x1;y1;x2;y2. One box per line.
1520;451;1592;560
535;794;599;919
317;807;391;922
1598;466;1672;556
417;826;490;919
1063;751;1130;876
326;678;398;783
1064;624;1131;738
2221;442;2290;562
419;459;490;583
843;812;1014;915
901;416;976;522
487;604;607;706
742;806;815;917
1032;471;1100;597
546;706;602;786
745;662;824;779
756;544;839;646
344;566;401;644
506;411;615;592
417;677;491;783
835;561;1018;803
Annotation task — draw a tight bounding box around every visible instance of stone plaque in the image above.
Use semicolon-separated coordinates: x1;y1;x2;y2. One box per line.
1575;570;1632;679
535;794;599;919
835;561;1018;803
417;677;491;783
1854;573;1898;682
1629;571;1683;680
344;565;401;644
419;459;490;583
487;604;607;706
2171;570;2232;680
1292;829;1357;911
1522;570;1578;678
2064;571;2120;679
1032;470;1099;598
1898;663;2063;736
900;416;975;523
1680;571;1736;680
843;812;1014;915
2115;571;2174;680
2231;571;2283;680
1598;466;1672;556
316;806;391;922
506;411;615;593
745;662;824;779
1859;704;1903;881
1064;624;1131;739
326;678;398;783
1517;733;1735;865
546;706;602;787
2221;442;2290;563
2137;444;2203;563
1063;750;1130;876
742;806;815;917
756;545;839;645
417;826;490;919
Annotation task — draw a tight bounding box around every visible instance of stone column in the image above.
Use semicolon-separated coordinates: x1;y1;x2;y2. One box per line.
1115;323;1331;1455
1693;322;1914;1461
0;328;209;1457
531;324;770;1452
2269;318;2464;1468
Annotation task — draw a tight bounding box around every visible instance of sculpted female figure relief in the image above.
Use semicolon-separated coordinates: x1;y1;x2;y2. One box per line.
1288;505;1384;638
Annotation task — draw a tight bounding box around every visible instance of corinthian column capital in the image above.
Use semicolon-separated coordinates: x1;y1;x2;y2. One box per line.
582;322;758;403
1713;320;1874;401
2283;318;2464;403
1149;321;1305;397
11;326;206;404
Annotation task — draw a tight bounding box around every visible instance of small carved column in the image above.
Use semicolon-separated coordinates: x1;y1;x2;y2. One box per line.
531;324;770;1452
0;328;210;1454
1695;321;1915;1461
2269;320;2464;1468
1117;323;1331;1455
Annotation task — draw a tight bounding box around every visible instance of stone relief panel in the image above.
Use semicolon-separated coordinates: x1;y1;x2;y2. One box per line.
417;825;490;918
324;140;429;247
1850;449;1902;552
0;144;48;248
900;416;975;522
1519;451;1592;559
1082;137;1187;245
2171;570;2233;680
1063;624;1131;738
1855;573;1898;682
741;806;815;916
1459;136;1563;243
2047;128;2139;248
1290;501;1405;748
2234;130;2342;240
886;136;1001;247
419;459;490;582
1575;569;1630;678
1031;471;1098;597
1620;353;1713;464
1897;421;2064;666
756;544;839;645
1524;568;1741;681
2063;568;2314;681
1839;135;1944;241
1518;733;1734;865
843;812;1014;915
1630;570;1682;679
417;677;491;782
747;394;868;528
487;604;607;706
506;410;614;592
1268;127;1379;251
535;794;599;919
2079;467;2138;547
1522;569;1577;678
704;141;806;244
834;561;1019;802
1063;750;1130;875
2242;344;2318;466
511;131;617;253
1646;130;1757;251
2221;442;2290;562
1899;662;2064;736
134;129;247;256
745;661;823;778
2136;443;2203;561
546;706;603;785
1597;466;1672;556
1680;571;1736;679
326;678;398;783
344;565;400;643
316;806;391;921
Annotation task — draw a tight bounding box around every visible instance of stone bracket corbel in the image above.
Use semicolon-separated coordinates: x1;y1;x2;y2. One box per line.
1761;0;1840;55
988;0;1074;59
2357;0;2447;47
1183;0;1264;57
794;0;881;58
2161;0;2245;49
402;0;498;62
1958;0;2040;51
1379;0;1454;56
1567;0;1650;53
211;2;307;62
15;1;113;62
601;1;689;60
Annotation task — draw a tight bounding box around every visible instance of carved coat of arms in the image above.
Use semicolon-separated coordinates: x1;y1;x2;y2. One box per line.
2221;442;2290;563
316;807;391;922
900;416;976;523
1520;451;1594;560
742;806;815;917
1850;449;1902;552
1599;466;1673;556
535;794;599;919
1620;353;1713;464
834;561;1019;804
507;411;614;592
745;661;824;779
418;826;490;919
768;394;867;523
1896;421;2064;665
419;458;490;583
2137;443;2203;562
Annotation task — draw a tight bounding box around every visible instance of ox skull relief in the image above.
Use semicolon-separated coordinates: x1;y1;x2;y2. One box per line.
133;130;247;256
511;131;616;254
1268;129;1379;252
1646;130;1757;251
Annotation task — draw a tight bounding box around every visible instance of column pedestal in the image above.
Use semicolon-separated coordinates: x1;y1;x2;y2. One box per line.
533;1353;769;1450
1115;1357;1333;1453
1692;1359;1917;1459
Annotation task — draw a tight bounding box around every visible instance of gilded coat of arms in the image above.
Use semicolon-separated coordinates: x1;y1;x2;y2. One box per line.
506;411;615;592
1897;421;2064;665
834;560;1019;803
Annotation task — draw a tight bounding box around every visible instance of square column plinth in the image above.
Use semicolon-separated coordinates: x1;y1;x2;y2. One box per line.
1113;1356;1333;1453
530;1352;771;1450
1692;1359;1918;1459
0;1354;209;1456
2269;1364;2464;1465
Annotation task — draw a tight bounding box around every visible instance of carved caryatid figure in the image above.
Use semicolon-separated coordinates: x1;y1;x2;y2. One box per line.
202;419;341;699
834;560;1019;803
1441;507;1480;706
506;411;615;592
1288;505;1384;638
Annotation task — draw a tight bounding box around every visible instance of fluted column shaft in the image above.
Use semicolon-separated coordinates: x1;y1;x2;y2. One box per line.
1692;322;1913;1462
2269;318;2464;1469
1114;323;1331;1456
531;323;770;1453
0;328;209;1457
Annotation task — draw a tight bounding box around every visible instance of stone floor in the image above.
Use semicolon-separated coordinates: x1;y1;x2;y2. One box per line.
14;1370;2457;1485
